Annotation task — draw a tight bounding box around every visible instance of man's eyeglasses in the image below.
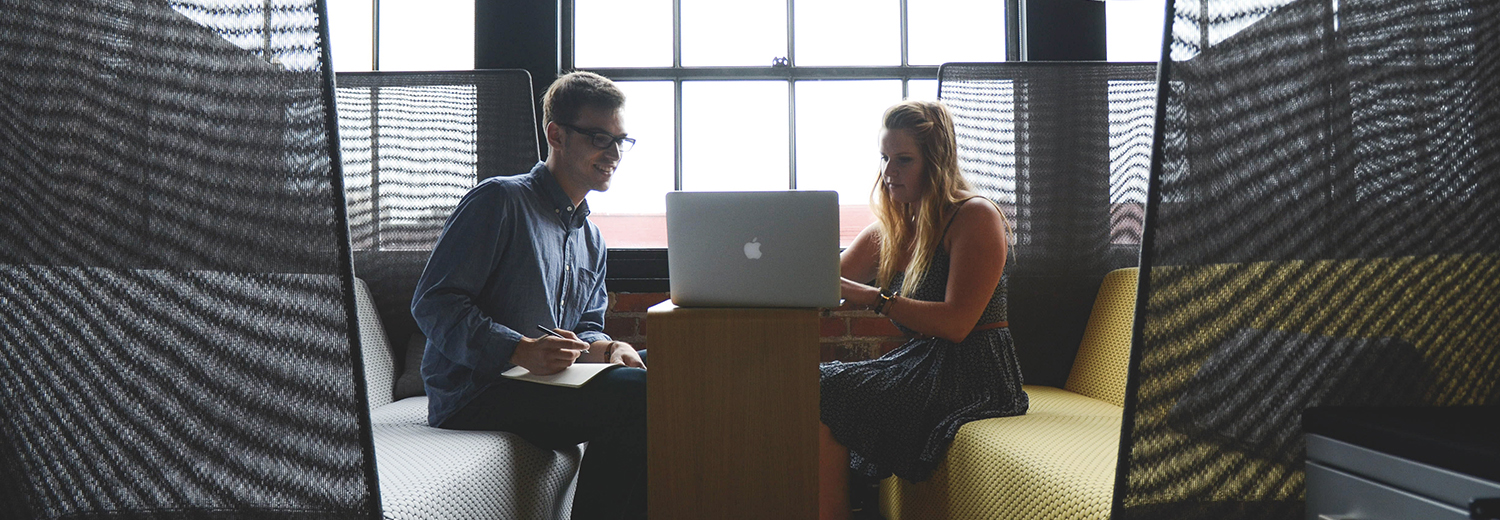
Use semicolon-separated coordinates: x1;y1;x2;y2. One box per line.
559;122;636;152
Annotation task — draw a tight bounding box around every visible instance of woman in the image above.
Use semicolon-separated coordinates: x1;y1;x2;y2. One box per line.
819;100;1028;520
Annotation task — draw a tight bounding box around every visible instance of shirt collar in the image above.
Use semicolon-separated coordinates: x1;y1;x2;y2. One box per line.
530;162;591;229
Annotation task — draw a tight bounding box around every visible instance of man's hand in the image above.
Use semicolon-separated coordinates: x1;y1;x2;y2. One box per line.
610;342;645;370
510;329;589;376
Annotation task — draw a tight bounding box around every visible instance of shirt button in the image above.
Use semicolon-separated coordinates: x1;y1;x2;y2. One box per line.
567;205;574;211
566;265;572;271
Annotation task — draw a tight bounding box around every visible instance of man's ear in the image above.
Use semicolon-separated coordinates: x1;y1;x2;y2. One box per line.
544;121;565;152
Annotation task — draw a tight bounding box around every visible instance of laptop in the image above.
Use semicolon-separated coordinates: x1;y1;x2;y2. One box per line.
665;190;841;308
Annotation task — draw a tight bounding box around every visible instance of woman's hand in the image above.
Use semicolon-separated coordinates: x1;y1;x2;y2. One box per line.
840;277;881;309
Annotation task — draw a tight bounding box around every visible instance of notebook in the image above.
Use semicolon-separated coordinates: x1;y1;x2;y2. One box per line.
665;190;840;308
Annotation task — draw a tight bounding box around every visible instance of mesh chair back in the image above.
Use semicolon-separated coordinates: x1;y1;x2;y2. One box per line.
1118;0;1500;518
938;62;1157;386
0;1;378;518
334;70;540;359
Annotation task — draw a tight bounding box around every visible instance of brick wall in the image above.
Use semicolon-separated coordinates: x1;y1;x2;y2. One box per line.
604;292;908;363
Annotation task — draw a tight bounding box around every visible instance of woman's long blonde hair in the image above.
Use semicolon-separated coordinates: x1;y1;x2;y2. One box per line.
873;100;973;295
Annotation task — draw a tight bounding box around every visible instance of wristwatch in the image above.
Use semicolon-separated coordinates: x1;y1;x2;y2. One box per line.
873;289;895;314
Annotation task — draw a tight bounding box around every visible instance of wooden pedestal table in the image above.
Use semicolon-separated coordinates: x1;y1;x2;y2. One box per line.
646;301;820;520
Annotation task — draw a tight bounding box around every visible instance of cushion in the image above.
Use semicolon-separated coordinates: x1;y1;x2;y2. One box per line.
880;386;1122;520
355;278;397;410
1064;268;1137;407
371;396;431;426
372;422;583;520
394;333;427;400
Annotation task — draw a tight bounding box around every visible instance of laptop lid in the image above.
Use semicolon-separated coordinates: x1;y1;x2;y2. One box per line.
665;190;840;308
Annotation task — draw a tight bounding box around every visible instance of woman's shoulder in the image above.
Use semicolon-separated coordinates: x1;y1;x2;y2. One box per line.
950;193;1003;223
944;193;1006;243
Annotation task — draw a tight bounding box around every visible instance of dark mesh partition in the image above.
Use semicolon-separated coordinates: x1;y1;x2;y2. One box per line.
0;1;378;518
938;62;1157;386
1117;0;1500;518
334;70;540;361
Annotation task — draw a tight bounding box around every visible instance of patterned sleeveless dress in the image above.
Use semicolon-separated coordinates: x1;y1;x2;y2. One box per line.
819;203;1029;482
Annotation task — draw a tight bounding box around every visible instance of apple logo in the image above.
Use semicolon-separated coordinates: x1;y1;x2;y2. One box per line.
743;237;763;260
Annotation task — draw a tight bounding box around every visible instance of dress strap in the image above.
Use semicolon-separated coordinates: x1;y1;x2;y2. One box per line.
939;196;990;242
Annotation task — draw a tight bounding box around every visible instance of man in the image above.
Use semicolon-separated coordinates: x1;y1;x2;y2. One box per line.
412;71;646;519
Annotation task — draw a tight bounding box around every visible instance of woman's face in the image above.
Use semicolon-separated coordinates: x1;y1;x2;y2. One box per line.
880;128;925;205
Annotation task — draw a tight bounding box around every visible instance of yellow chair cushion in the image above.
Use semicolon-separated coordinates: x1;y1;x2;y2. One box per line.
880;386;1122;520
1065;268;1138;407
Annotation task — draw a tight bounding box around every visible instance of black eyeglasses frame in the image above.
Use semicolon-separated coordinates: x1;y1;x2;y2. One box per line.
558;122;636;152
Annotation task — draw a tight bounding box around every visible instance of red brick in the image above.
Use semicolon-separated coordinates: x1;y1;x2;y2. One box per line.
820;317;848;338
611;292;670;312
820;343;838;363
880;339;908;355
850;317;904;337
833;342;878;362
604;317;637;338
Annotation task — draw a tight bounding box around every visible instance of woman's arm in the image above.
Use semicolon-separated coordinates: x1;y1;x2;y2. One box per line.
879;199;1007;343
839;221;885;307
840;221;882;284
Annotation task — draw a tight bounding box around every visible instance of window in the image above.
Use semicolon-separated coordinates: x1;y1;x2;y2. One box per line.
569;0;1009;248
1107;0;1168;62
326;0;474;72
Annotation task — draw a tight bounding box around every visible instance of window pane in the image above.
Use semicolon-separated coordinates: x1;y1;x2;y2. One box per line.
681;81;789;191
1108;0;1167;62
588;81;675;248
909;0;1006;65
576;0;672;67
327;0;373;72
682;0;786;66
795;0;899;66
908;79;939;101
795;80;901;247
378;0;474;71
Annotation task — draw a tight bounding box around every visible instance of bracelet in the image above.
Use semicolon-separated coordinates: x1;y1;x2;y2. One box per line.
873;290;894;314
603;341;620;358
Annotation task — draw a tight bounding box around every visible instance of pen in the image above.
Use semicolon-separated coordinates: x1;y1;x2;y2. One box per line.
536;325;589;353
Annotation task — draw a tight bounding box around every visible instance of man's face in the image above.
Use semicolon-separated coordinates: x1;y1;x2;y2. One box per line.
550;105;626;198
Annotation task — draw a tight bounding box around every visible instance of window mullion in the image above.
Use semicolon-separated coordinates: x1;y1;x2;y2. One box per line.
673;0;682;68
371;0;380;70
899;0;908;68
787;0;796;189
788;80;796;189
674;0;682;191
675;79;683;191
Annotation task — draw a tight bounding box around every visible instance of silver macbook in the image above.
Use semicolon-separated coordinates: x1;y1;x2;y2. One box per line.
665;190;840;308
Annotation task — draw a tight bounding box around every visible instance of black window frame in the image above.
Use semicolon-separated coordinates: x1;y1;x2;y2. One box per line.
477;0;1106;293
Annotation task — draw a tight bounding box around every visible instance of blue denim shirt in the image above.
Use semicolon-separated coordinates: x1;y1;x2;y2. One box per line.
412;162;611;426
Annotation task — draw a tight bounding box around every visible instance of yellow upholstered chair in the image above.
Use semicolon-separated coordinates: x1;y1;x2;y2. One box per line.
880;267;1138;520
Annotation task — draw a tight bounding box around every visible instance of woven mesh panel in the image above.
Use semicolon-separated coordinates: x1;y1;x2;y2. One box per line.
938;63;1156;387
0;1;377;518
1120;0;1500;518
1065;268;1139;407
335;71;539;367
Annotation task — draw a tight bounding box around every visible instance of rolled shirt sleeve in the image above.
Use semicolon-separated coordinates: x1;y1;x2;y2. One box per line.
411;180;524;375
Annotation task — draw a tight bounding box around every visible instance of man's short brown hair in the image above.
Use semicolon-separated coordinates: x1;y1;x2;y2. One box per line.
542;71;626;127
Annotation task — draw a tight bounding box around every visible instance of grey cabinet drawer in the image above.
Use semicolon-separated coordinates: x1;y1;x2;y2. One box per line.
1306;460;1469;520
